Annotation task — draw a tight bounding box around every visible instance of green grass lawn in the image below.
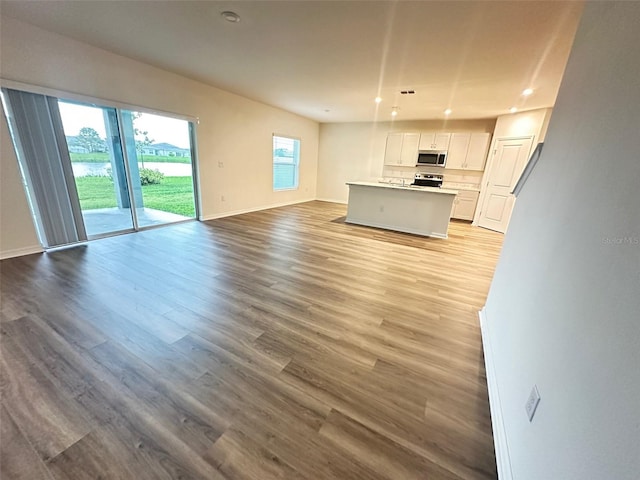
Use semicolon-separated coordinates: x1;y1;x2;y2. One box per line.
70;152;191;164
141;178;196;217
75;176;196;217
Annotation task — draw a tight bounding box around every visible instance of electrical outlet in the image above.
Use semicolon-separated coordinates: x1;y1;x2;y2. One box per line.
525;385;541;422
218;161;224;168
379;205;384;213
221;195;225;202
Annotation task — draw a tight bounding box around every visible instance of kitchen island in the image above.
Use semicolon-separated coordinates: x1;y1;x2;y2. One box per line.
345;181;458;238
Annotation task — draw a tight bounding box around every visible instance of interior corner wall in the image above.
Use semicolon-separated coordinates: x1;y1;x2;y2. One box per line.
317;118;496;203
482;3;640;479
0;112;43;259
0;16;319;258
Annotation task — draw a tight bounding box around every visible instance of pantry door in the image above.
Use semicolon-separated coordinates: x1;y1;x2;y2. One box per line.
477;136;533;233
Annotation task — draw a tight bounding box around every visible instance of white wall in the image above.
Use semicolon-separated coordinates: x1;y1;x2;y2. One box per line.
482;3;640;479
0;16;319;258
492;108;552;143
317;119;495;203
0;113;42;258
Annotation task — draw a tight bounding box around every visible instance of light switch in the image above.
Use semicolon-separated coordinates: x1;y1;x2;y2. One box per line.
525;385;541;422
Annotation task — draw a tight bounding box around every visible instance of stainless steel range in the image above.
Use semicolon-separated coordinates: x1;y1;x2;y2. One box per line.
412;173;443;188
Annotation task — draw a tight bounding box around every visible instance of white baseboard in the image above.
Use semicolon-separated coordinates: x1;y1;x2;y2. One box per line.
0;244;44;260
479;307;513;480
199;197;316;221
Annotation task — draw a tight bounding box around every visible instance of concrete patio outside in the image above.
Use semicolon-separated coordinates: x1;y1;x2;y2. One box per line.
83;207;192;237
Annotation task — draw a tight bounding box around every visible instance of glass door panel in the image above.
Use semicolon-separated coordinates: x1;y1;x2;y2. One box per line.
58;101;135;237
120;110;196;228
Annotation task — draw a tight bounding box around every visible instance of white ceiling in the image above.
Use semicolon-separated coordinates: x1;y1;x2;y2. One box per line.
0;1;583;123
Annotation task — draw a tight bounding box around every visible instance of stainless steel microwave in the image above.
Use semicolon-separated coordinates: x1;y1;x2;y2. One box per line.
416;150;447;167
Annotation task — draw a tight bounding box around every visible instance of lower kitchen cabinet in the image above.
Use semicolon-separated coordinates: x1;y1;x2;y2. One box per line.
451;190;480;220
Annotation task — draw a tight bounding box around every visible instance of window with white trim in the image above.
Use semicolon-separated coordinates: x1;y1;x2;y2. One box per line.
273;135;300;191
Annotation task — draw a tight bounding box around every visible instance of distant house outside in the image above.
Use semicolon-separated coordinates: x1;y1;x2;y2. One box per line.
66;135;189;158
142;142;190;157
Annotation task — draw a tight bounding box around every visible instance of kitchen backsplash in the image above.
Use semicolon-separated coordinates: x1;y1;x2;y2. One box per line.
381;165;483;188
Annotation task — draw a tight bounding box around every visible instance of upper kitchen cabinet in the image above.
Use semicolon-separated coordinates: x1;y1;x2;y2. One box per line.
419;132;451;151
399;133;420;166
466;133;491;170
445;133;471;169
384;132;420;166
445;132;491;171
383;133;403;166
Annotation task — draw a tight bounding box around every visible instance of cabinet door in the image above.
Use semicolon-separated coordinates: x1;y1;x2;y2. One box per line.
433;133;451;151
419;132;451;150
464;133;491;170
445;133;470;169
384;133;403;165
400;133;420;166
418;132;435;150
451;190;480;220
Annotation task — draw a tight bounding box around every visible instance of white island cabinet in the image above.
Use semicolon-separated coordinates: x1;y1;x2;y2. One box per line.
345;182;458;239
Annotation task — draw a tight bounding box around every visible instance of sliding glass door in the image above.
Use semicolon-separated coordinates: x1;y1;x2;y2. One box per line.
2;88;199;248
58;101;135;237
120;110;196;228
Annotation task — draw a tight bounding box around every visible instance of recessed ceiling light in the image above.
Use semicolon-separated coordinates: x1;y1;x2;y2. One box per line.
522;88;534;96
221;11;241;23
510;107;518;113
375;97;382;103
444;109;452;115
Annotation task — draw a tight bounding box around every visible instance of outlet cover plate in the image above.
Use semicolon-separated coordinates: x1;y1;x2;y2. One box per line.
525;385;541;422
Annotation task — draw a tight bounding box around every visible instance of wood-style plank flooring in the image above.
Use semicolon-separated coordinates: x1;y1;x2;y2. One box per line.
0;201;504;479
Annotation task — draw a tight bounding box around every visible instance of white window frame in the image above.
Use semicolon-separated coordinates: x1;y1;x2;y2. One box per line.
272;134;300;191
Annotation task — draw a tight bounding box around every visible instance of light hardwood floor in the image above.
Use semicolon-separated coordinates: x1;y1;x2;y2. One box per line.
0;201;503;479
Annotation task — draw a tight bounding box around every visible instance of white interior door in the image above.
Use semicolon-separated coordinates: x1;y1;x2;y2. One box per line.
477;136;533;233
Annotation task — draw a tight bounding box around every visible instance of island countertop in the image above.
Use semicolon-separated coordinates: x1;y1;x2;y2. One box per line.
346;181;458;195
345;181;457;238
